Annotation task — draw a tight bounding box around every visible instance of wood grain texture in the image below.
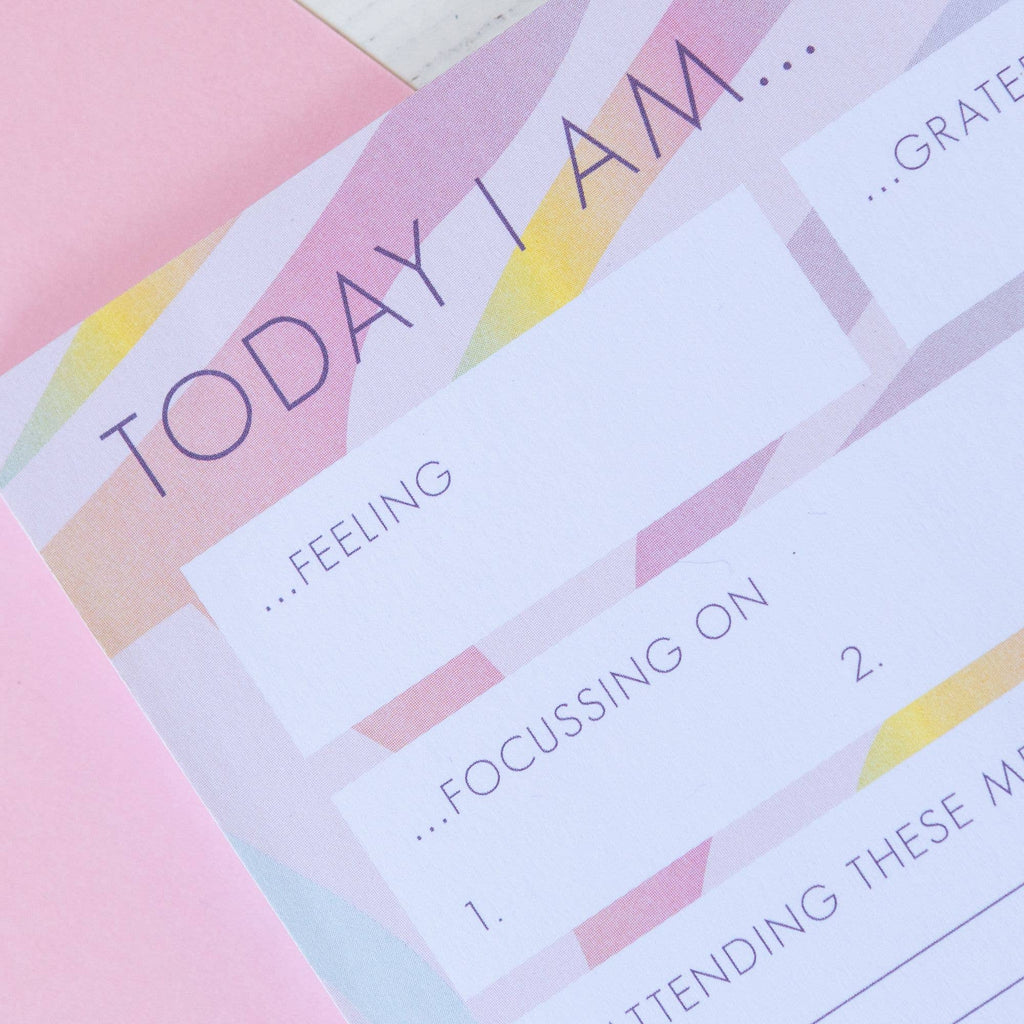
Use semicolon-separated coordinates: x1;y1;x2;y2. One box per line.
303;0;545;86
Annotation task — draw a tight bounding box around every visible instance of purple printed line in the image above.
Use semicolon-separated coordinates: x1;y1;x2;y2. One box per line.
475;177;527;251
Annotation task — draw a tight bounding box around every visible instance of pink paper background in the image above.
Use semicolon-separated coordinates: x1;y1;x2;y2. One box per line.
0;502;348;1022
1;2;408;1018
0;0;410;371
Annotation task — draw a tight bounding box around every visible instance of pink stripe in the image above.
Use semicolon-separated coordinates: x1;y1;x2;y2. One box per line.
787;211;871;335
575;838;712;968
844;270;1024;449
353;647;504;752
634;441;778;588
467;933;589;1024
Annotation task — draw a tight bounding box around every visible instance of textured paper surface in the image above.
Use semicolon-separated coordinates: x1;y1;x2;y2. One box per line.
3;2;1024;1022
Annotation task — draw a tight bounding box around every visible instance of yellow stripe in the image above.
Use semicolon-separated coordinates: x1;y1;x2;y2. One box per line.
1;221;231;485
859;629;1024;789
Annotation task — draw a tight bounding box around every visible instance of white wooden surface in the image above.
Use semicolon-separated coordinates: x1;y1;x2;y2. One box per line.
303;0;545;86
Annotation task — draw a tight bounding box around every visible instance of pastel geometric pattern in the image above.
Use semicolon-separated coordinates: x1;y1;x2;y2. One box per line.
0;222;230;486
860;629;1024;788
457;0;787;374
1;1;1019;1021
465;627;1024;1021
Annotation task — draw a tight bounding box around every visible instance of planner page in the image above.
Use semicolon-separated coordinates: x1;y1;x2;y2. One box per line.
2;2;1023;1021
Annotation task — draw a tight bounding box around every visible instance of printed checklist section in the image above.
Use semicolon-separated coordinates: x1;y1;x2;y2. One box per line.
785;1;1024;347
335;335;1024;998
184;188;863;756
520;684;1024;1024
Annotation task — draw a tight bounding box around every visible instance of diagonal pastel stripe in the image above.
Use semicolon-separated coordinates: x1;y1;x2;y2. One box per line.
575;840;712;969
467;626;1024;1021
860;629;1024;788
40;0;588;659
0;222;230;486
457;0;789;374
